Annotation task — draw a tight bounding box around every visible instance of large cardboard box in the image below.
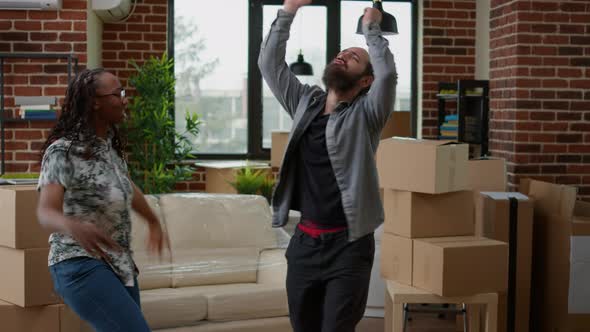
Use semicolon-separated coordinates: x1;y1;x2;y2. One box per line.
270;131;290;168
376;138;469;194
0;301;84;332
381;111;412;139
412;236;508;297
520;179;590;332
383;189;474;238
195;161;271;194
0;185;50;249
467;158;506;197
380;233;412;284
0;247;60;307
475;192;534;332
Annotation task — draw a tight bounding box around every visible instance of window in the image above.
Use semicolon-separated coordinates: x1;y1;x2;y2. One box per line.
173;0;249;154
262;5;327;149
340;1;413;112
170;0;416;159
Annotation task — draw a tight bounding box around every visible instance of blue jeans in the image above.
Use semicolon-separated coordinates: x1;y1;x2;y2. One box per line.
50;257;151;332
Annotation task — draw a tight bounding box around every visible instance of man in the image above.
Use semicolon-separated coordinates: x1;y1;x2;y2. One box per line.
258;0;397;331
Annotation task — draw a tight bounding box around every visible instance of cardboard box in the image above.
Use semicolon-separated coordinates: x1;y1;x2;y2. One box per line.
383;189;474;238
0;247;60;307
412;236;508;297
376;138;469;194
380;233;412;285
520;179;590;332
467;158;506;198
195;161;271;194
0;185;50;249
271;131;290;168
0;301;84;332
475;192;534;332
381;111;412;139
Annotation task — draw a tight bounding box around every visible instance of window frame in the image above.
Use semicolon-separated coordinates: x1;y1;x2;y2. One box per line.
168;0;417;160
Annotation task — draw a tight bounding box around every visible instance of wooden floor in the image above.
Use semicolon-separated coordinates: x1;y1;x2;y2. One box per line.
358;312;460;332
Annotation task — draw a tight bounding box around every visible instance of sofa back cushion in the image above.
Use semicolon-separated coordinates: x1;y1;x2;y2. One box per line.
172;247;259;287
160;194;278;249
131;195;172;290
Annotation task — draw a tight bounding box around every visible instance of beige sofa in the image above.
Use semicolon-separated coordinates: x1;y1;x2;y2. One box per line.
130;193;292;332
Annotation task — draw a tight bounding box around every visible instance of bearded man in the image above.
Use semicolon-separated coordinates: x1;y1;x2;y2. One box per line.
258;0;397;331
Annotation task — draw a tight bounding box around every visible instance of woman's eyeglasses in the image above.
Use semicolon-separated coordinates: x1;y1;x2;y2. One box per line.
97;89;126;99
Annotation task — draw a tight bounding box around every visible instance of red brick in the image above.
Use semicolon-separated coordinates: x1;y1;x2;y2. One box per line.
530;134;556;143
558;112;581;121
544;101;569;110
571;14;590;24
15;152;41;161
542;165;567;174
542;79;568;89
151;24;167;33
44;64;68;74
557;155;582;163
533;46;557;56
144;33;166;42
174;183;188;191
14;21;42;31
561;3;586;12
530;155;555;163
145;15;167;23
152;43;166;51
44;43;73;52
128;24;151;32
557;90;583;100
152;5;167;14
127;42;151;51
530;112;555;121
572;58;590;67
543;57;569;66
119;32;143;40
63;0;87;10
5;142;27;151
543;35;568;45
560;24;586;34
74;22;87;31
556;176;582;185
531;90;555;99
569;145;590;154
557;134;583;143
104;23;128;32
14;130;43;140
29;164;41;173
0;32;27;41
14;43;43;52
531;68;555;77
44;87;67;96
14;86;42;96
0;43;10;52
28;11;57;20
572;101;590;111
60;32;86;42
4;75;27;85
559;47;584;56
30;75;58;85
43;22;72;31
59;11;86;21
30;32;58;42
0;11;26;19
30;142;45;151
5;164;29;173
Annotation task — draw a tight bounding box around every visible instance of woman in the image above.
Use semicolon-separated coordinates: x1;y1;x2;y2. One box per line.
37;68;167;331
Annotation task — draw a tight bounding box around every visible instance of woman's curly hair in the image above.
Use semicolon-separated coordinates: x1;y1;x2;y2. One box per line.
40;68;126;160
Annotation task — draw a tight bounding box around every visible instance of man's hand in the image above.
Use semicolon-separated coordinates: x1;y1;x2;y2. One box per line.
362;7;382;26
283;0;312;14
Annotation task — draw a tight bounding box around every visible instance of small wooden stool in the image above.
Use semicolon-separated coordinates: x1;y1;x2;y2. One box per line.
385;281;498;332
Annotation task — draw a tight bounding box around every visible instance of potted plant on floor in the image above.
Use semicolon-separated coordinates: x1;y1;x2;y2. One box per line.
125;54;201;194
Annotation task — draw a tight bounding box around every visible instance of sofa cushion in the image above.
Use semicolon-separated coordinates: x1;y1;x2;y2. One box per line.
172;248;259;287
170;284;288;322
154;317;292;332
141;288;207;330
131;195;172;290
160;194;278;250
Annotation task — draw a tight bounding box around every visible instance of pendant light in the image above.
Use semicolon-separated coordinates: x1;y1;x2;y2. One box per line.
356;0;398;35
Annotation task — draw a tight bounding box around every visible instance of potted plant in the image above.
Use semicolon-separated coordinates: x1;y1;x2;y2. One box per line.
124;54;201;194
228;166;276;204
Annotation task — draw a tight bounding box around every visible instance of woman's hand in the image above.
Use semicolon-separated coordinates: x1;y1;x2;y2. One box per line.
146;221;170;259
66;220;122;262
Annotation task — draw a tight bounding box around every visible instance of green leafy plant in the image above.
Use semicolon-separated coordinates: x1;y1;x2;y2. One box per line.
124;53;201;194
228;166;276;204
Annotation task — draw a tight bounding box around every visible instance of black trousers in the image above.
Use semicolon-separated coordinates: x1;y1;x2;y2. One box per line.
285;227;375;332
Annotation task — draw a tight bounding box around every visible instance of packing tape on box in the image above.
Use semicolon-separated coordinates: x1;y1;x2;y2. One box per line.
448;147;457;190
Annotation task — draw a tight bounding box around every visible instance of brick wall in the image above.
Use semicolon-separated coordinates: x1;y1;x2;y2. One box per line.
489;0;590;200
421;0;477;138
0;0;87;173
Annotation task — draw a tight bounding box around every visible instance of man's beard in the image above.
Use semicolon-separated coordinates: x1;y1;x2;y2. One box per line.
322;63;364;93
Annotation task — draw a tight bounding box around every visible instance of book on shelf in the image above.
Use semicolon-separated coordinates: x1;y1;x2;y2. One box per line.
18;105;56;120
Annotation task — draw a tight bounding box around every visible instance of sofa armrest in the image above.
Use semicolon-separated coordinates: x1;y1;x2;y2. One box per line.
257;248;287;285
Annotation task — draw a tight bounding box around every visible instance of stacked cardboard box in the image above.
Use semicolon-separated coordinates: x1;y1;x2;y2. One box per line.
0;185;84;331
376;138;508;298
520;179;590;332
